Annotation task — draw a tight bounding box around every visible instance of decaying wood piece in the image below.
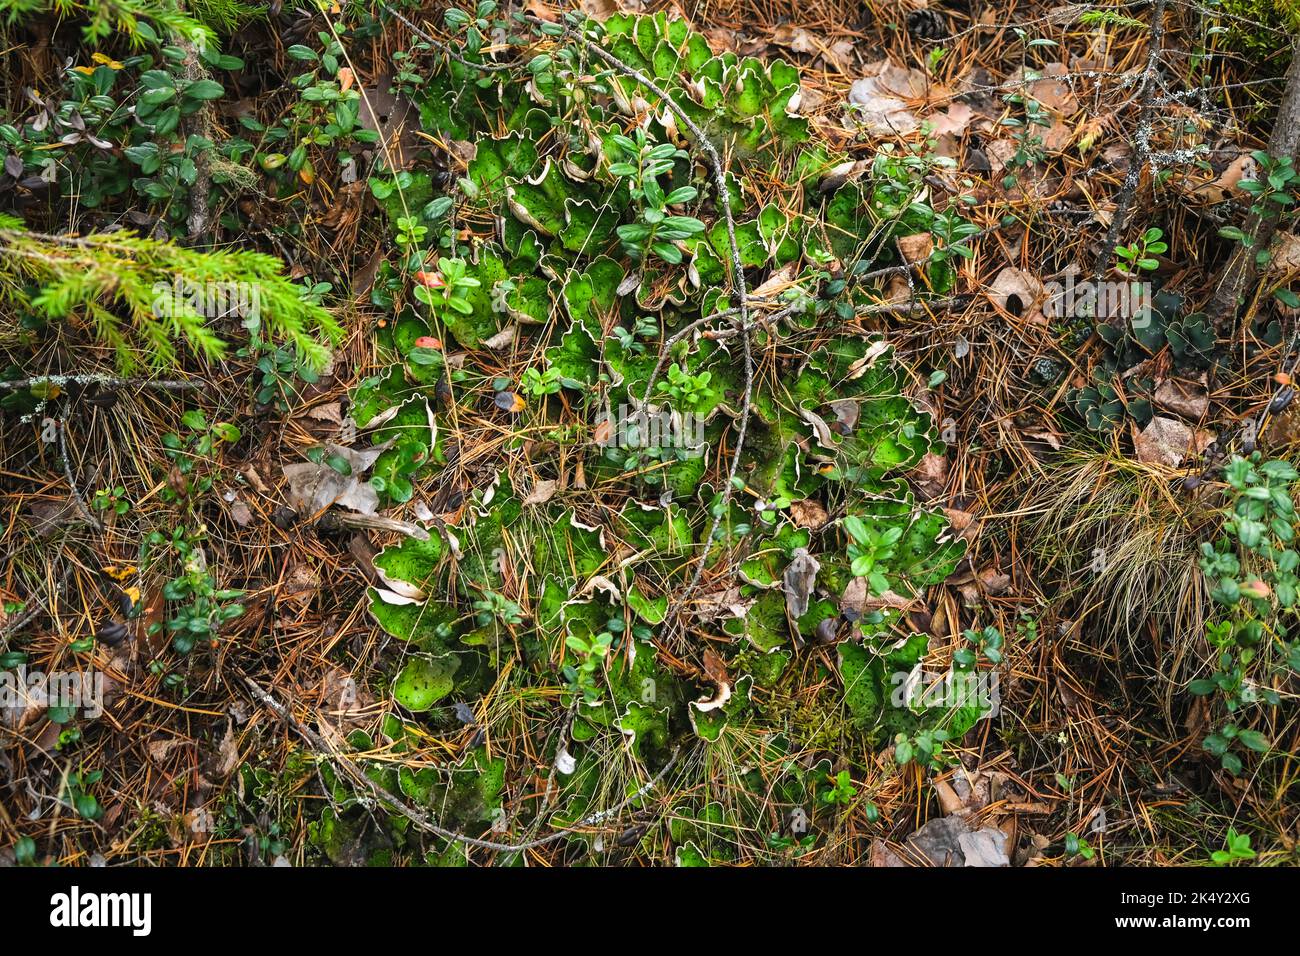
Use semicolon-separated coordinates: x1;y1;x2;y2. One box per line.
1208;47;1300;329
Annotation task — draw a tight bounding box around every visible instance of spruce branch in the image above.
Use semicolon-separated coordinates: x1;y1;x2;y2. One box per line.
0;220;342;372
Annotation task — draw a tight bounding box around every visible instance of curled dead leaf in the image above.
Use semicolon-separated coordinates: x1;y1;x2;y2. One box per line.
782;547;821;620
522;479;558;506
789;498;830;530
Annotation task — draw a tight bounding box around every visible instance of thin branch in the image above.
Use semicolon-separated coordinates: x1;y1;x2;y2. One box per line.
380;3;520;73
1089;0;1168;303
242;674;681;856
0;374;202;392
1207;44;1300;329
56;417;101;531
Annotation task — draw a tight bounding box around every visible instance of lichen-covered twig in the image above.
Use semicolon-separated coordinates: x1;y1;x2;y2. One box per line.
180;31;214;244
0;374;202;392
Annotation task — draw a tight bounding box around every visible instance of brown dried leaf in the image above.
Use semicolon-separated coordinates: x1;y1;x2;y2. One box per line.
1133;415;1196;467
146;737;191;764
897;233;934;264
911;451;948;501
789;499;830;530
782;547;821;620
987;267;1046;316
1021;62;1079;115
282;439;394;517
1153;376;1210;421
228;496;254;528
977;567;1012;595
926;101;973;138
522;479;558;507
903;814;1010;867
840;576;918;616
702;648;730;686
847;60;940;136
1269;230;1300;273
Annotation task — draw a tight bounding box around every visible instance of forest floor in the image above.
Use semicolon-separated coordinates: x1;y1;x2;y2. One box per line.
0;0;1298;867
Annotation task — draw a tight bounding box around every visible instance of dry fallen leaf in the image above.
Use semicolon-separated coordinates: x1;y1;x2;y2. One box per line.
911;451;948;500
897;232;934;264
901;814;1010;867
282;439;394;517
494;390;526;413
847;60;943;136
702;648;730;686
522;479;558;506
146;737;191;764
282;563;321;605
318;666;373;731
942;507;981;543
303;401;344;426
1181;151;1257;205
987;267;1047;317
782;547;821;620
1017;62;1079;115
839;576;917;616
769;24;854;73
1269;231;1300;274
356;74;421;170
984;139;1020;174
926;101;973;138
215;722;240;777
1133;415;1196;467
1154;376;1210;421
770;23;818;55
228;495;254;527
870;839;907;867
978;566;1012;595
790;498;830;530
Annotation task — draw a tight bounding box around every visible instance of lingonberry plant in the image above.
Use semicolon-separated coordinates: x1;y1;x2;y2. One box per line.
1191;454;1300;773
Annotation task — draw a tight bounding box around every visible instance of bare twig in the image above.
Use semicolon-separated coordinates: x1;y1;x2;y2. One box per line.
242;674;681;856
180;33;214;244
0;603;41;642
380;3;519;73
1089;0;1169;303
56;417;101;531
